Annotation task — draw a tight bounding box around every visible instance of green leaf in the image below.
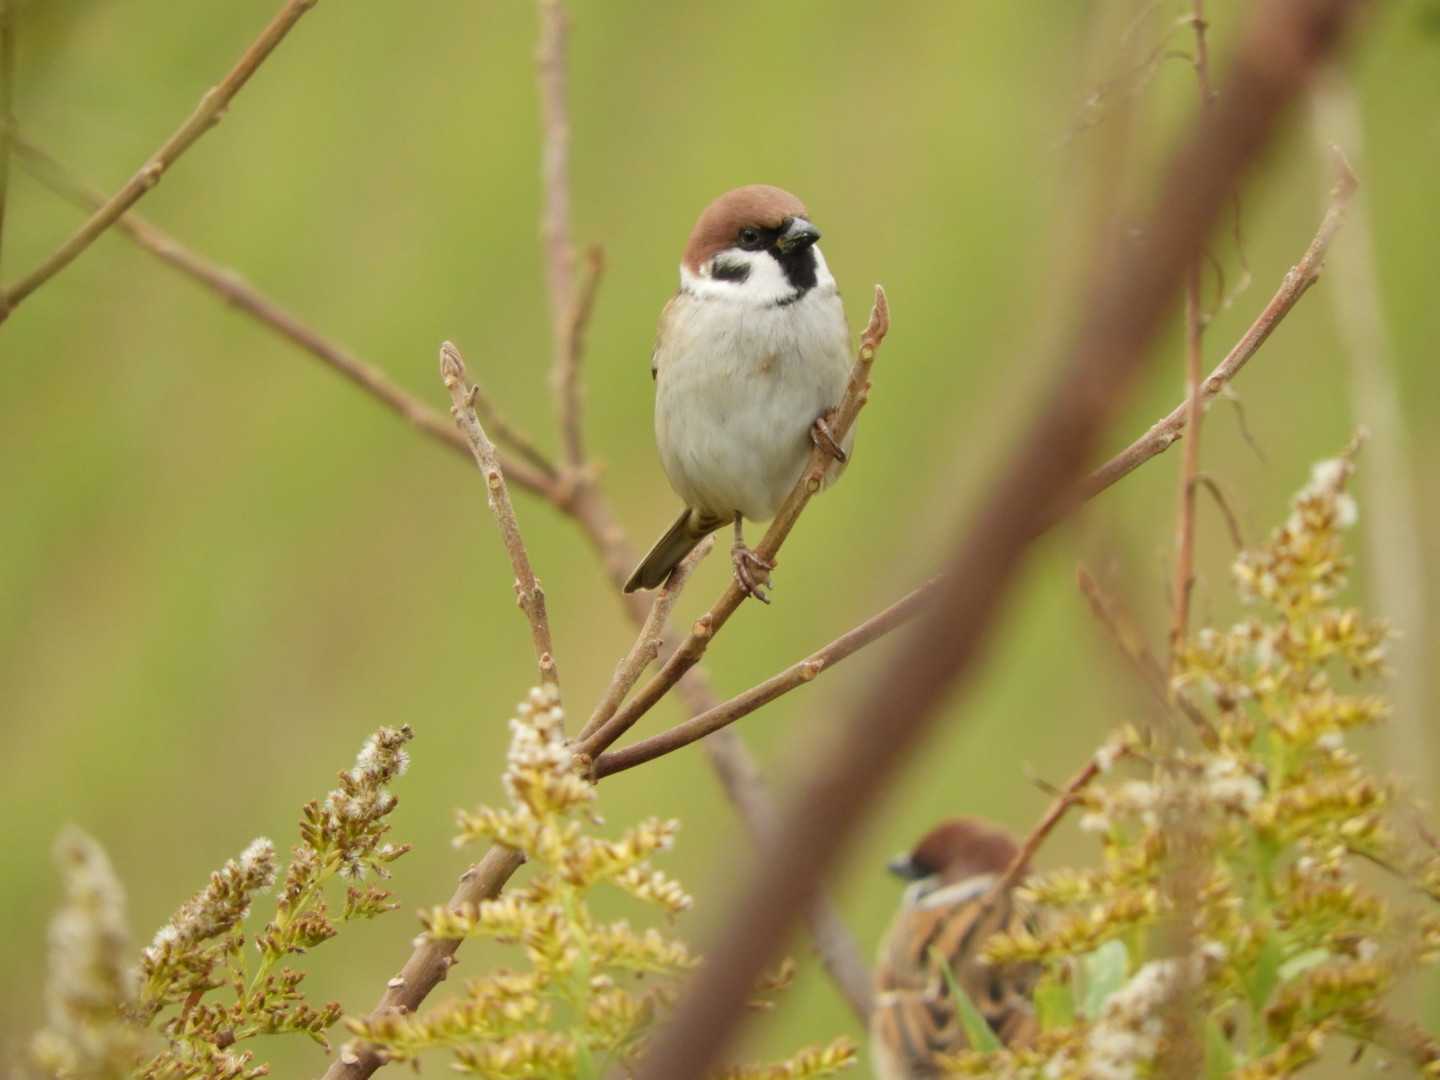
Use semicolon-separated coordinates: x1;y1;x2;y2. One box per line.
1204;1016;1237;1079
1246;933;1284;1011
1034;975;1076;1031
1080;939;1130;1019
931;948;1003;1053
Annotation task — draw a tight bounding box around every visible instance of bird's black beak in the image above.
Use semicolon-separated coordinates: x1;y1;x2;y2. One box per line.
887;853;927;881
775;216;821;254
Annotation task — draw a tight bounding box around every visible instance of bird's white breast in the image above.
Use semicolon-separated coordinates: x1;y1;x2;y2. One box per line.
652;251;851;523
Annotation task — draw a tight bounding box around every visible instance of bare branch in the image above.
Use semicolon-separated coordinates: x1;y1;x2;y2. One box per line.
464;373;560;483
1193;473;1246;550
578;534;714;744
441;342;559;690
1083;151;1356;501
631;5;1368;1074
1170;0;1214;665
555;245;604;470
0;0;320;321
11;136;557;498
986;757;1104;909
1076;565;1216;744
535;0;582;466
0;0;14;281
576;287;891;761
330;845;525;1079
594;579;935;778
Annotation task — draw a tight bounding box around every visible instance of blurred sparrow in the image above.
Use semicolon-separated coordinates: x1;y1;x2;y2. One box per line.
871;818;1041;1079
623;185;853;602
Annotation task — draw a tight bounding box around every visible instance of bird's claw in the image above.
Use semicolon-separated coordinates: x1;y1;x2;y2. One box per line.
811;413;848;464
731;543;775;604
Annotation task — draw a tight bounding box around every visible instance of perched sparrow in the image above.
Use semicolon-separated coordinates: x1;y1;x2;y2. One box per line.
871;818;1040;1079
623;185;853;602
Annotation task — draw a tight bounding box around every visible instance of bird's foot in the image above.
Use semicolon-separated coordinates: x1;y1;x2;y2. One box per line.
731;542;775;604
810;411;848;464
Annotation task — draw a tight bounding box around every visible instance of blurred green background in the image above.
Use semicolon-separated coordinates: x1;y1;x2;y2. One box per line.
2;1;1437;1074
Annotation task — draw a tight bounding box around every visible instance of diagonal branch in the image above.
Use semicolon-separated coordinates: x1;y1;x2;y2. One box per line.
441;342;559;690
630;4;1369;1074
0;0;320;322
579;536;713;744
0;0;14;281
594;579;936;779
8;136;556;499
1083;151;1356;501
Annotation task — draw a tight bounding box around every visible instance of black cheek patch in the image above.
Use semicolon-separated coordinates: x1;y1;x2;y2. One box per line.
711;260;751;284
771;246;818;294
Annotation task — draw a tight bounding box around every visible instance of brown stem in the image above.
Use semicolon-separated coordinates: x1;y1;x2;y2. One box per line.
1082;150;1356;502
1194;473;1245;550
595;579;936;778
578;535;713;744
1076;565;1216;745
576;287;890;760
631;5;1368;1075
0;0;14;284
0;0;320;322
8;136;557;500
984;758;1104;911
441;342;559;690
330;845;524;1078
1169;0;1214;668
536;0;581;467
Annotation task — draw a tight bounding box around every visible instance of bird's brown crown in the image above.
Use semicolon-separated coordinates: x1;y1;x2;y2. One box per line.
908;817;1021;885
681;184;810;272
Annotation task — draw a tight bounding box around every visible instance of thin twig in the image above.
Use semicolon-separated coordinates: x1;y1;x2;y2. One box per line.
464;374;561;483
9;136;556;499
536;0;581;467
631;5;1368;1073
1170;0;1214;667
594;579;936;778
578;535;714;744
441;341;559;690
555;244;604;471
576;286;890;761
0;0;14;284
985;758;1104;908
1076;565;1217;744
0;0;319;322
1193;473;1245;550
1082;155;1357;501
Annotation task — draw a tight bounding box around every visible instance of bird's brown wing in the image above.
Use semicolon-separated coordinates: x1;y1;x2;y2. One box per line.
872;887;1040;1078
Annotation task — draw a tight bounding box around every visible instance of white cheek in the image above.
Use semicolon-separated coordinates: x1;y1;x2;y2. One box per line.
681;248;804;305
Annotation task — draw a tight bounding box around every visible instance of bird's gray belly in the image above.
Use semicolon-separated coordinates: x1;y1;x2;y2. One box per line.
656;352;841;522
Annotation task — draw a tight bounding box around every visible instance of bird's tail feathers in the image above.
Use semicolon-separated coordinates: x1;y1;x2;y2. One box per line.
624;509;720;592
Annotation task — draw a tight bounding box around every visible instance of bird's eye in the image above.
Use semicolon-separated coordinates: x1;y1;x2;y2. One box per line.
738;227;762;249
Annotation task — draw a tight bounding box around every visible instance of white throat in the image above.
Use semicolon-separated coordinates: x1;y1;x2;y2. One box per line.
680;245;836;307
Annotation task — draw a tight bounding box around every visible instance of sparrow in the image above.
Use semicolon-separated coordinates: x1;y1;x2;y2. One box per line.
623;185;854;602
871;818;1041;1079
